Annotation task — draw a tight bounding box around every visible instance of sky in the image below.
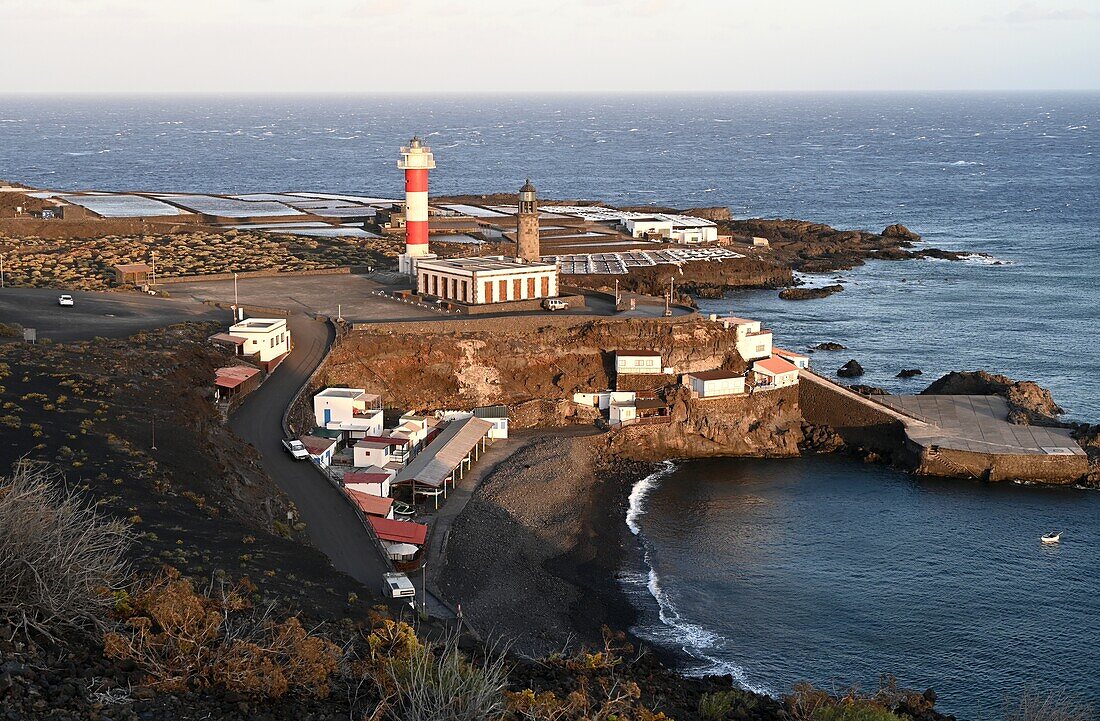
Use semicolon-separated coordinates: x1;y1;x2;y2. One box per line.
0;0;1098;93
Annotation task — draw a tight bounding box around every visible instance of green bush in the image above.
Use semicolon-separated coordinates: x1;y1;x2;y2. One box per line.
700;690;742;720
0;322;23;338
812;701;898;721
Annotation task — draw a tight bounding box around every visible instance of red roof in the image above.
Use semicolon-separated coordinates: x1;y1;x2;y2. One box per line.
345;489;394;517
210;332;248;346
344;471;392;485
615;349;661;358
369;517;428;546
214;365;260;389
754;356;799;375
298;434;337;454
690;369;742;381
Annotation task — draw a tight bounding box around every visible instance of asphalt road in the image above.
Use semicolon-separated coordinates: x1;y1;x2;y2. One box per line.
228;314;389;593
0;287;225;341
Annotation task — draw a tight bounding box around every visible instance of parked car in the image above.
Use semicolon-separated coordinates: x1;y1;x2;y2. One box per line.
58;294;75;307
542;298;569;312
282;438;309;460
382;572;415;599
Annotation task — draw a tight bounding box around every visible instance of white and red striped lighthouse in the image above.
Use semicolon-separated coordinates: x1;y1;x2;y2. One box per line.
397;136;436;275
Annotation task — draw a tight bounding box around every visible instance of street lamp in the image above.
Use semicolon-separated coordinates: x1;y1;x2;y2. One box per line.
233;272;239;320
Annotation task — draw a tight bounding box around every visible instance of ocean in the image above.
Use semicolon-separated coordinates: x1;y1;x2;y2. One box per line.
2;93;1097;719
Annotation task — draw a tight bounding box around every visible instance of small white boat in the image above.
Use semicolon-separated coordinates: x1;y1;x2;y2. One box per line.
1041;532;1061;544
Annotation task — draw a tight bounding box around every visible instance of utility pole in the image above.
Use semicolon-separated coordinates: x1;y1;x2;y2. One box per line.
233;272;239;320
1;253;5;288
151;250;157;287
150;415;157;451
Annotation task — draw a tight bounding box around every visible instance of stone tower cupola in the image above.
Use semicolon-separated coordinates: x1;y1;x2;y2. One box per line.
517;179;540;262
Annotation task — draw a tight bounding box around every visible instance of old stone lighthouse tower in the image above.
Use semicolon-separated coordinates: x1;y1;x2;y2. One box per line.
516;179;540;262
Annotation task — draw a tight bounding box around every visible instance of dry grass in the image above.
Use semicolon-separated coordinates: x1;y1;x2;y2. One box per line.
0;459;132;640
1005;690;1093;721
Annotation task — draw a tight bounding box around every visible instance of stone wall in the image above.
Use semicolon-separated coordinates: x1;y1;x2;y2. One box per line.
916;445;1088;485
798;372;908;455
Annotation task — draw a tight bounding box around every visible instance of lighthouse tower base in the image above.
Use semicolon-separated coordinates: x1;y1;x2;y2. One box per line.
399;251;437;277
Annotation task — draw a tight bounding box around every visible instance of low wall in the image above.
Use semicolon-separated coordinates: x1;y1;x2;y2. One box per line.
799;372;908;455
916;445;1088;485
351;308;699;335
158;265;371;285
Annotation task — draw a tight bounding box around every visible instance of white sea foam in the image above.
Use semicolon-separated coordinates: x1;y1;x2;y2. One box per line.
624;462;774;696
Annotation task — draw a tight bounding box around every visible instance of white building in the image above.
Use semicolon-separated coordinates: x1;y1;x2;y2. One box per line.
752;356;800;389
610;401;637;425
313;388;383;438
615;350;664;376
438;406;510;439
343;468;394;498
353;440;394;469
717;316;773;362
298;434;337;467
623;214;719;245
573;390;636;410
684;369;746;398
416;256;559;305
228;317;291;366
773;347;811;370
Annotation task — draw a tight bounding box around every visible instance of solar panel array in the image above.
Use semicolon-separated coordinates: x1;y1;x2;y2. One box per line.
544;247;743;275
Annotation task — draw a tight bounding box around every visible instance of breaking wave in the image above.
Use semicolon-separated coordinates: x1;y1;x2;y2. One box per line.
625;462;774;696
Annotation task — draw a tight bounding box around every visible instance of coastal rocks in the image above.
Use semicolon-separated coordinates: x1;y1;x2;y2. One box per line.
680;206;731;222
882;223;921;242
813;342;847;351
848;384;889;396
837;359;865;378
571;256;793;300
921;370;1065;426
896;368;923;378
778;283;843;300
800;422;845;454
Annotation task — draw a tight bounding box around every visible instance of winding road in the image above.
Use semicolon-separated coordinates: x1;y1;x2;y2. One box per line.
228;314;389;591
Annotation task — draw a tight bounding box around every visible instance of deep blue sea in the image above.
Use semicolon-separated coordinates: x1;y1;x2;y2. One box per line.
2;94;1097;719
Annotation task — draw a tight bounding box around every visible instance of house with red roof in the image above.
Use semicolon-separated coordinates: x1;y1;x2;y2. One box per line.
345;488;394;519
752;356;800;389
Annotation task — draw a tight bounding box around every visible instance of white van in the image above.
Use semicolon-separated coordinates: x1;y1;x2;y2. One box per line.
382;572;415;599
542;298;569;312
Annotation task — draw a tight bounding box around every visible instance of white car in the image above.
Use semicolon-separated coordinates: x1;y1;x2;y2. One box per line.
282;438;309;460
58;294;75;307
542;298;569;312
382;572;416;599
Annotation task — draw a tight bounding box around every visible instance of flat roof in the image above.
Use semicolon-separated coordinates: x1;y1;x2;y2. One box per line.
316;387;370;399
355;440;392;450
690;369;743;381
210;332;248;345
113;263;152;273
615;349;662;357
298;434;337;454
231;318;285;331
773;347;810;359
718;316;759;325
754;356;799;375
393;416;494;488
418;256;557;273
344;471;392;485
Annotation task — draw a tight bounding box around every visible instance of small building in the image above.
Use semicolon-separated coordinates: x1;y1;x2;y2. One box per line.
440;406;510;439
573;390;636;410
343;468;394;498
313;388;383;438
752;356;800;389
773;347;811;370
623;214;719;245
213;365;261;401
369;517;429;562
635;397;670;419
113;263;151;286
345;488;395;519
228;317;291;369
353;439;394;468
416;255;559;305
684;369;746;399
298;434;338;467
610;401;636;425
752;236;770;247
717;316;773;362
615;350;664;376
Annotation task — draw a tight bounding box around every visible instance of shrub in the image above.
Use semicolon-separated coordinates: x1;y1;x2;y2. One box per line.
700;689;749;720
104;568;341;698
1005;690;1093;721
0;322;22;338
374;631;508;721
0;460;131;640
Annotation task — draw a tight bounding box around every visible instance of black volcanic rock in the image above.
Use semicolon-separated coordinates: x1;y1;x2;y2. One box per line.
896;368;923;378
837;359;865;378
849;384;889;395
883;223;921;242
778;284;844;300
813;342;847;351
